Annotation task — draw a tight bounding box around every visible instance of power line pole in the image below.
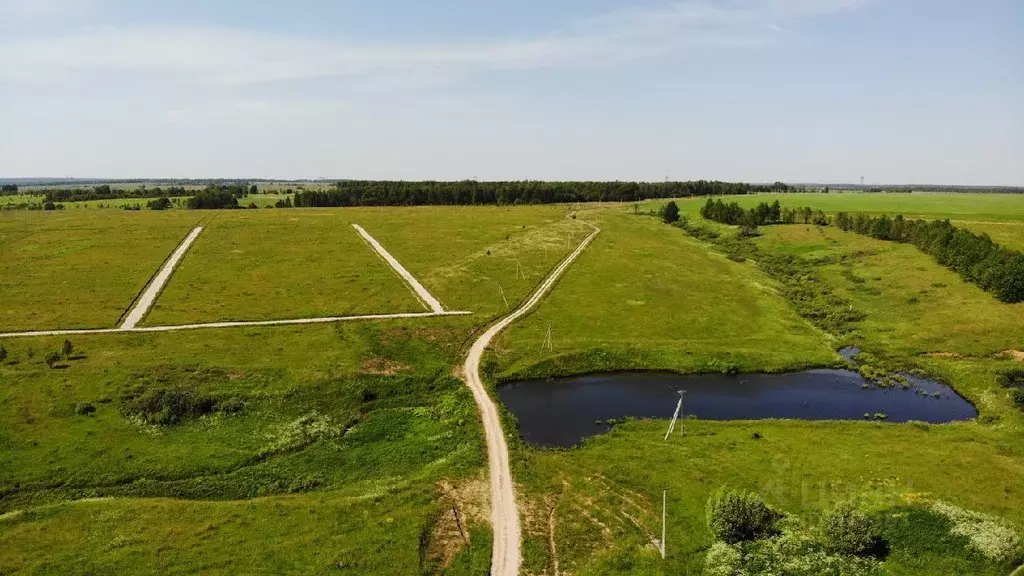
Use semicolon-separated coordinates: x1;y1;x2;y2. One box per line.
664;391;685;440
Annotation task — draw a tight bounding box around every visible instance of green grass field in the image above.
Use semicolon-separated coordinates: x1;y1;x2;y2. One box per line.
142;210;421;325
491;197;1024;575
0;211;202;331
2;196;1023;575
0;318;489;574
493;209;838;378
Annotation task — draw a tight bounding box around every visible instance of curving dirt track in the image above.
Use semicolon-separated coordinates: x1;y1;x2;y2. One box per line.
461;216;599;576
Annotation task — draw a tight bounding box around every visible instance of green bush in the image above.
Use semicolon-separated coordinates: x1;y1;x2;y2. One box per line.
0;344;7;363
44;351;61;368
819;501;876;556
1009;388;1024;408
662;200;680;224
75;402;96;416
121;386;218;426
707;489;784;544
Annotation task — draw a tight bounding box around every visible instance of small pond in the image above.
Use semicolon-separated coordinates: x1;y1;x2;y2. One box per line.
498;369;977;448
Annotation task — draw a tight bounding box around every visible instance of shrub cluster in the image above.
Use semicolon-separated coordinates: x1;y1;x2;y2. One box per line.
706;489;784;544
147;196;172;210
119;385;245;425
819;501;876;556
998;368;1024;409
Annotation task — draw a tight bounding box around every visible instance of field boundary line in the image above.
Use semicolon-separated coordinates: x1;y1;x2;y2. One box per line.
0;311;471;339
461;215;600;576
120;226;205;330
352;223;446;313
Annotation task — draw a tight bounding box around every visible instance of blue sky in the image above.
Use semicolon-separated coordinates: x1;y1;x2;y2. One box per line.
0;0;1020;184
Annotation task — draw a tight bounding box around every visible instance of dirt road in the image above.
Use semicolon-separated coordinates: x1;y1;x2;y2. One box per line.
120;226;204;329
461;217;599;576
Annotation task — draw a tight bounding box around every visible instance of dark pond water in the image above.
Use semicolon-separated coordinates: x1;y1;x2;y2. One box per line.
498;370;977;448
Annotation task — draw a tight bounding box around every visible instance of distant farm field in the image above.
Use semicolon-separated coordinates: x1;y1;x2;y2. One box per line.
0;211;201;331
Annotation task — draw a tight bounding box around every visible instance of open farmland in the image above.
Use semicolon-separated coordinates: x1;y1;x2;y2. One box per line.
1;194;1023;576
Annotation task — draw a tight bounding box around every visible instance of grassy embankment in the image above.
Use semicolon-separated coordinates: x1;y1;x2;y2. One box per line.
493;197;1024;575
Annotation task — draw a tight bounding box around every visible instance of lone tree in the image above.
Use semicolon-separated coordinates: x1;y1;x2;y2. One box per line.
62;339;74;359
663;201;681;224
44;351;61;369
0;344;7;363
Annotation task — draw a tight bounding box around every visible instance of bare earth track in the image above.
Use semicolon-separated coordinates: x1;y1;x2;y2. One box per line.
461;216;600;576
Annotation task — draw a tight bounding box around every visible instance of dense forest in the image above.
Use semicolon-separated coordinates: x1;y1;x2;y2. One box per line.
293;180;791;207
696;199;1024;303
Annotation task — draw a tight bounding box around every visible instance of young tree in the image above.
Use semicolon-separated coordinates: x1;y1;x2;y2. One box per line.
62;339;74;359
0;344;7;363
662;201;680;224
44;351;61;369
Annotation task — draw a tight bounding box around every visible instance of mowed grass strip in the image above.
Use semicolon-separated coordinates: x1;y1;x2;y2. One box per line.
494;209;838;378
0;211;202;331
144;210;420;325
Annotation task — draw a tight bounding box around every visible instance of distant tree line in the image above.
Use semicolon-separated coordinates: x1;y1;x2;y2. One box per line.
42;185;191;203
1;184;18;195
835;213;1024;303
693;199;1024;303
292;180;793;208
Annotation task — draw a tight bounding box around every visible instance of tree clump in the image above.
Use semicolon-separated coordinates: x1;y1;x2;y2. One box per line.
707;489;784;544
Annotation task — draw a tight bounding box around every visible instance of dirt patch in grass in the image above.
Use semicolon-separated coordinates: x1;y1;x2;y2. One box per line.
925;352;965;359
359;358;411;376
996;350;1024;362
426;477;490;573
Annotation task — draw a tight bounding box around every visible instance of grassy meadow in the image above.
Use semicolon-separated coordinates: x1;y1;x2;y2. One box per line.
0;318;489;574
1;194;1023;575
142;210;420;325
0;211;202;331
492;195;1024;575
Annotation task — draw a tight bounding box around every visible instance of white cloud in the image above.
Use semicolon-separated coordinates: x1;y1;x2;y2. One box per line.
0;0;869;86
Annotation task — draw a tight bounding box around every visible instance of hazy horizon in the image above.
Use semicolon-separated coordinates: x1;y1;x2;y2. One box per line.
1;0;1021;185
